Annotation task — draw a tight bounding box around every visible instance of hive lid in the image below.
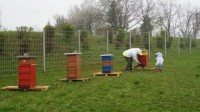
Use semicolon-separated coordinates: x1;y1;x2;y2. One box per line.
16;56;37;59
100;54;113;56
64;53;82;55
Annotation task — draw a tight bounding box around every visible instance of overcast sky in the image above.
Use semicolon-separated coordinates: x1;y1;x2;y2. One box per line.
0;0;200;31
0;0;84;31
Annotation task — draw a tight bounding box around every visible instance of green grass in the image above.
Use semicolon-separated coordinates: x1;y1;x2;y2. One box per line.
1;32;200;111
0;53;200;112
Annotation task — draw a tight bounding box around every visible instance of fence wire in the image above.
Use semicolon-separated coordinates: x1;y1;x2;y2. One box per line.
0;30;200;75
0;31;43;75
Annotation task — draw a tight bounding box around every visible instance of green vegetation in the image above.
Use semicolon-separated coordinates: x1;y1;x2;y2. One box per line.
115;28;126;49
80;30;89;51
0;48;200;111
0;30;200;111
44;23;55;53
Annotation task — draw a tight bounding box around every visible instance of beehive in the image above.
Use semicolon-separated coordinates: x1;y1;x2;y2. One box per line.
100;54;113;73
64;53;82;80
138;50;148;67
16;56;37;89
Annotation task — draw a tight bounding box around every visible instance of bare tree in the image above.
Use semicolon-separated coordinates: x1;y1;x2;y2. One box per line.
192;8;200;38
140;0;155;17
67;0;103;32
67;5;82;29
80;0;104;31
120;0;141;30
138;0;157;31
99;0;141;31
157;0;180;37
177;5;195;38
0;7;2;29
53;14;67;31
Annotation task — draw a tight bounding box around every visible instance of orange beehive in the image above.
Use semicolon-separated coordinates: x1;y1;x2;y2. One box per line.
64;53;81;80
16;56;37;89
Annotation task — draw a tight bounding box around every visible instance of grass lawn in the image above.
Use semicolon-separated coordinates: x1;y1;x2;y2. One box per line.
0;52;200;112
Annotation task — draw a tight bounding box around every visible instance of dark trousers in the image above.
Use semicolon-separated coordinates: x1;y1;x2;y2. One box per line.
124;56;133;71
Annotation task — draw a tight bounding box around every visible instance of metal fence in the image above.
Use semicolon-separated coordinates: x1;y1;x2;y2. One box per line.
0;30;200;75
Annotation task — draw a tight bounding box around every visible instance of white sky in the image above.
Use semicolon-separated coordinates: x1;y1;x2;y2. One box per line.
0;0;84;31
0;0;200;31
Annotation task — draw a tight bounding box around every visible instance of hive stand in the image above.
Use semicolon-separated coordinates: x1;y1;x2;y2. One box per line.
61;53;90;82
2;86;49;91
93;54;122;76
2;56;49;91
93;72;122;76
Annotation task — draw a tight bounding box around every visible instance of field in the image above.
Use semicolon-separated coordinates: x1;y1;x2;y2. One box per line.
0;51;200;112
0;31;200;111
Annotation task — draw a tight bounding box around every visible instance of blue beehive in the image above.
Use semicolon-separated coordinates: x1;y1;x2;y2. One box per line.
100;54;113;73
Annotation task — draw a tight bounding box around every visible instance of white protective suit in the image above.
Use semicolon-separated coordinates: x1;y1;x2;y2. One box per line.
123;48;142;63
155;52;164;66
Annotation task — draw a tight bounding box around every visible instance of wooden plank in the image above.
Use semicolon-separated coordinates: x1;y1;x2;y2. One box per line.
60;78;90;82
93;72;122;76
134;65;156;70
32;86;49;91
1;86;49;91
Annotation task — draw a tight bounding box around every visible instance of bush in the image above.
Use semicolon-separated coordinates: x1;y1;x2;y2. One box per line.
61;23;74;43
142;32;149;49
156;37;164;49
80;30;89;51
116;28;126;42
167;37;173;48
44;24;55;53
16;26;32;55
0;32;5;56
156;30;165;49
192;39;197;48
115;28;126;49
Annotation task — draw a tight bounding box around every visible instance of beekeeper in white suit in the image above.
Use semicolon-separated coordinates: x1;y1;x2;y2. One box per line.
123;48;142;72
155;52;164;72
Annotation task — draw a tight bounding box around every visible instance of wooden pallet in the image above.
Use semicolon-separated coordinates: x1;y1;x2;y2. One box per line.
1;86;49;91
93;72;122;76
60;78;90;82
134;65;156;71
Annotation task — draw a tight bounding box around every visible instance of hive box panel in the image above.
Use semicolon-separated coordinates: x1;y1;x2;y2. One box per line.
67;61;80;67
102;66;113;73
18;80;30;88
102;61;112;66
68;71;81;79
142;50;148;55
102;56;112;61
18;58;36;64
19;65;31;73
18;64;36;89
138;55;148;67
66;55;80;60
67;67;77;71
19;74;30;80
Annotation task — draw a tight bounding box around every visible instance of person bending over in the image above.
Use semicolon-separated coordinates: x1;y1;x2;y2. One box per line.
123;48;142;72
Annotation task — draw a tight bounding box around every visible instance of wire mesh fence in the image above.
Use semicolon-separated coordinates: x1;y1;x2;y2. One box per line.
0;30;200;75
0;31;43;75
